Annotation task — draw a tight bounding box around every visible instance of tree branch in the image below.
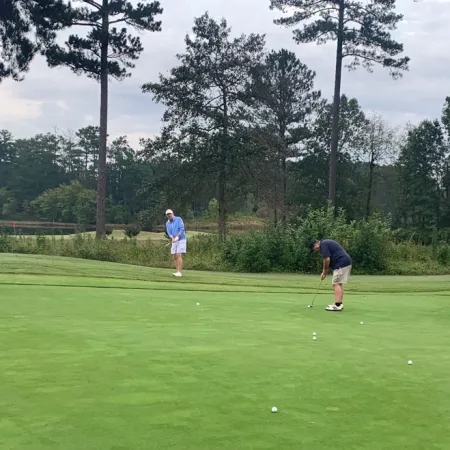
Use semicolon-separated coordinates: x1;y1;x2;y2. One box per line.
72;21;101;28
80;0;101;10
109;17;127;25
342;52;379;63
298;7;338;21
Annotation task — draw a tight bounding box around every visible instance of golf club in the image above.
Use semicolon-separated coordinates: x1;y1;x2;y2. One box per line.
308;279;323;308
158;241;172;250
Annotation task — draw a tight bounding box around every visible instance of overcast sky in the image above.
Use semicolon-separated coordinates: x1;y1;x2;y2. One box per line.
1;0;449;148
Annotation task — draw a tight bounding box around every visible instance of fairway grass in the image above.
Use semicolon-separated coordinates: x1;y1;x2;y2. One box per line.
0;254;449;449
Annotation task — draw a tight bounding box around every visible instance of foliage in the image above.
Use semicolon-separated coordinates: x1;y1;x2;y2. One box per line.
223;205;401;274
397;119;447;228
245;49;322;221
0;0;70;82
44;0;163;238
270;0;409;207
0;209;449;274
142;12;265;239
124;226;140;239
32;181;96;225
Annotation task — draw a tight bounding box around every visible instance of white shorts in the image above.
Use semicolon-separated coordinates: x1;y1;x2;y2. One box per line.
171;239;187;255
332;265;352;284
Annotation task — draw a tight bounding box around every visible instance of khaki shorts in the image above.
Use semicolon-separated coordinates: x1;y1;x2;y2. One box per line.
332;265;352;284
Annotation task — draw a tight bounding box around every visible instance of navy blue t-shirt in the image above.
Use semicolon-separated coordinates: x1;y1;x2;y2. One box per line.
320;239;352;270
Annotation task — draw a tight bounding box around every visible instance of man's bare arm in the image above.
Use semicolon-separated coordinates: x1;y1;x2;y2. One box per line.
323;257;330;274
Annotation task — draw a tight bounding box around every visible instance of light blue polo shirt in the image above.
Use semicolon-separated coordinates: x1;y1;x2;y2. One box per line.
166;216;186;240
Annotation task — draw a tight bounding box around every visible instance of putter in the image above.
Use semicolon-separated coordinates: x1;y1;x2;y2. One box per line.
308;279;323;308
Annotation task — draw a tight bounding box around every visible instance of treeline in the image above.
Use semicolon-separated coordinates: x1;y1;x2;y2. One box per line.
1;92;450;234
1;5;449;237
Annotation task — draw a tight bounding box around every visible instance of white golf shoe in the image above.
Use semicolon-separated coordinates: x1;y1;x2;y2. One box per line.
325;304;344;311
172;272;182;277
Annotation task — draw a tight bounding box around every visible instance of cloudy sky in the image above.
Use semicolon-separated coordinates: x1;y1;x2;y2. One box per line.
1;0;449;148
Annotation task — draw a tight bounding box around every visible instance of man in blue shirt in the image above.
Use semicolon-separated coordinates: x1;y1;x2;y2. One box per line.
165;209;187;277
309;238;352;311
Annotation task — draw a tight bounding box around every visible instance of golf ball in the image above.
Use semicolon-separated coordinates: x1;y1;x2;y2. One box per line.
408;360;412;365
313;336;316;340
272;406;277;413
360;321;364;325
312;332;316;336
196;302;200;306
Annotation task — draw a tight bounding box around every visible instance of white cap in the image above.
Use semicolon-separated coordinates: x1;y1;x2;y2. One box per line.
165;209;173;215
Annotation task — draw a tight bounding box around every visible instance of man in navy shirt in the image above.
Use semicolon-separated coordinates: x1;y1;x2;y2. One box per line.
165;209;187;277
309;239;352;311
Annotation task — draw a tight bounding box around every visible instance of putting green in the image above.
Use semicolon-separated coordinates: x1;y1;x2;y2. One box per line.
0;254;449;449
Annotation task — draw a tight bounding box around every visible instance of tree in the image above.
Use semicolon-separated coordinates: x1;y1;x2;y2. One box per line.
45;0;163;238
397;120;446;228
32;181;96;224
142;13;265;239
246;49;321;222
0;0;70;82
360;113;398;216
7;133;68;211
76;126;101;185
0;130;16;186
297;95;368;217
270;0;409;207
441;97;450;226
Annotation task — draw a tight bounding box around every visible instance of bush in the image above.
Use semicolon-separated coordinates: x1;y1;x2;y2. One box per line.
436;242;450;265
1;205;450;275
124;226;140;239
222;231;271;272
347;215;391;274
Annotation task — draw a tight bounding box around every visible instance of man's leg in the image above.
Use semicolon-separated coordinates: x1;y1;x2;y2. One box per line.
173;254;178;270
176;253;183;273
326;266;351;311
334;283;343;304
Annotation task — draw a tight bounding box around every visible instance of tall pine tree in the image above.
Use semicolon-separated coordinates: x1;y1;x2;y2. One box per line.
142;13;265;239
270;0;409;207
45;0;163;237
246;49;321;222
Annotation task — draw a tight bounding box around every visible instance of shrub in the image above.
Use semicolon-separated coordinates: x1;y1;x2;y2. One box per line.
347;215;391;274
124;226;140;239
436;242;450;266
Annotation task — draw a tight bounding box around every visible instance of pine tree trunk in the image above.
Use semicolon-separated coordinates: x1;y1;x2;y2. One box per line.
96;0;109;239
329;0;345;208
366;148;375;217
218;91;228;241
282;154;287;223
218;147;226;241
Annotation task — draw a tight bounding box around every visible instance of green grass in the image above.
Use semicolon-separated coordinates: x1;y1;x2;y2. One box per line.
0;254;449;449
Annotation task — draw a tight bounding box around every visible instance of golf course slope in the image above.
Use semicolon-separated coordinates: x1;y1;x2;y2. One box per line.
1;254;449;450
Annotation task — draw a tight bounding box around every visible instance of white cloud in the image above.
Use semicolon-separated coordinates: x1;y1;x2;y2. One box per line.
0;83;43;122
1;0;449;145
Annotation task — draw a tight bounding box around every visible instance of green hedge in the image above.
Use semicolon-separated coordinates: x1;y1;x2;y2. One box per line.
1;205;449;274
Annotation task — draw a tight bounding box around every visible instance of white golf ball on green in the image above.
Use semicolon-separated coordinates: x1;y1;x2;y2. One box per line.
408;360;412;365
272;406;277;413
